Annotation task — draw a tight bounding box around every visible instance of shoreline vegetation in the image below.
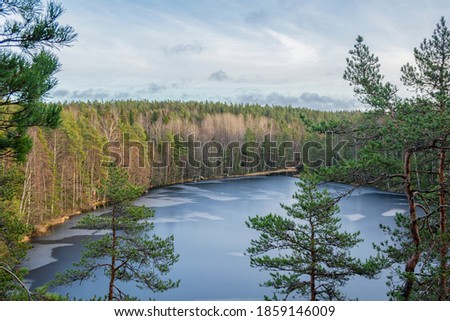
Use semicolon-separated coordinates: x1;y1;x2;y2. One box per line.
31;167;299;237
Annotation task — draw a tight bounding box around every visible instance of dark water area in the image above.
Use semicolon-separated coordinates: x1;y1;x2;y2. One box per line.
24;176;407;300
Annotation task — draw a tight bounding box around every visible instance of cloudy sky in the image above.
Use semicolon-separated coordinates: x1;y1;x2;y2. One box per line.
50;0;448;110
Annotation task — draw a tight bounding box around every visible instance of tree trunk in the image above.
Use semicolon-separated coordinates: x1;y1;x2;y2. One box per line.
20;160;31;224
403;150;422;300
438;148;447;300
108;206;117;301
60;163;65;212
72;163;76;210
310;224;316;301
310;268;316;301
50;133;56;218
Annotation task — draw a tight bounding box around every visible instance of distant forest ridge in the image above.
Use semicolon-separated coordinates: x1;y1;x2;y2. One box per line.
5;100;360;229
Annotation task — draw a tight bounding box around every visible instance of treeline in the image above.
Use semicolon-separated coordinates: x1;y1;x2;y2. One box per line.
1;100;359;229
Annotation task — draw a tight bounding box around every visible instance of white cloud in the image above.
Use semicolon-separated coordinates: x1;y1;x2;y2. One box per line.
265;29;320;65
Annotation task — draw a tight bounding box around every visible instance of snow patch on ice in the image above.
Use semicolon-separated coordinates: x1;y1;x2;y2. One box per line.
154;211;224;224
25;243;73;270
343;214;366;221
136;196;195;207
382;208;406;217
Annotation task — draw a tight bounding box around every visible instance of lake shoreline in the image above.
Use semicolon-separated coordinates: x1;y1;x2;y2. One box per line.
30;168;298;238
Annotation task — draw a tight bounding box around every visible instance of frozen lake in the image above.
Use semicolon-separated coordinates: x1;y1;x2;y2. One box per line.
24;175;406;300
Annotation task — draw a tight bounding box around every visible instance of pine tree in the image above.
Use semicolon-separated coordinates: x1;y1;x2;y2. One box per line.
246;173;378;300
400;17;449;300
0;0;76;300
52;166;179;300
337;17;449;300
0;0;76;161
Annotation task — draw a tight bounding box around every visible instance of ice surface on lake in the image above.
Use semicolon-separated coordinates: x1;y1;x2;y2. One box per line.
176;184;239;201
137;196;195;207
248;189;286;200
343;213;366;221
153;211;223;224
184;211;224;221
202;194;239;201
153;217;184;224
38;228;109;241
26;243;73;270
228;252;245;257
26;176;401;300
382;208;406;216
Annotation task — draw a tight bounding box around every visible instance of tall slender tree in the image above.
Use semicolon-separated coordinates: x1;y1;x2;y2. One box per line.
52;166;179;300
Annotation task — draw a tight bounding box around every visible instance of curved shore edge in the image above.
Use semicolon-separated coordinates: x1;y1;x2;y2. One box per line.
29;167;299;238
